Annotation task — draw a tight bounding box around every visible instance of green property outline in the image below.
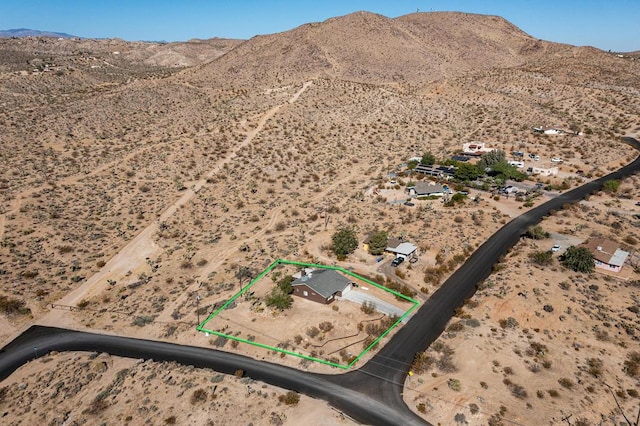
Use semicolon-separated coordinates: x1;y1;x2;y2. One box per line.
196;259;419;369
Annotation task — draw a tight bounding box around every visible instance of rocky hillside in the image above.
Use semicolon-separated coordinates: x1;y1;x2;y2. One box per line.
182;11;570;87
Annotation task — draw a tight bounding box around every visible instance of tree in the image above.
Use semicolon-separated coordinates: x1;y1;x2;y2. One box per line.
454;162;482;181
478;149;506;170
444;193;466;207
235;266;257;289
265;287;293;310
489;161;527;181
332;228;358;258
278;275;294;294
367;230;388;255
560;246;594;273
421;152;436;165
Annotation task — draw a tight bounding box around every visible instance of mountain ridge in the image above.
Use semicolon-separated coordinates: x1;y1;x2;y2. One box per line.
0;28;78;38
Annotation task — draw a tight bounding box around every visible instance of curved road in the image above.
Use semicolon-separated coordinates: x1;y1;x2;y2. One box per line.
1;137;638;426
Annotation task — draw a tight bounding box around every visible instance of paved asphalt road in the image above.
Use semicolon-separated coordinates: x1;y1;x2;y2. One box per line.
1;137;638;426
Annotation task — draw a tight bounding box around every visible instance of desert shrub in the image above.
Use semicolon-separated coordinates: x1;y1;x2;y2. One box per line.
623;351;640;377
277;275;294;294
131;316;154;327
525;225;549;239
318;321;333;332
278;391;300;405
265;287;292;310
306;326;320;338
437;355;457;373
417;403;426;413
411;352;435;374
586;358;603;378
558;377;573;389
360;301;376;315
190;389;207;404
212;336;228;348
447;321;465;332
165;416;177;425
0;295;31;316
362;335;378;350
529;250;553;266
454;413;467;424
511;384;528;399
469;403;479;414
499;317;519;329
623;235;637;245
602;179;620;194
548;389;560;398
448;378;462;391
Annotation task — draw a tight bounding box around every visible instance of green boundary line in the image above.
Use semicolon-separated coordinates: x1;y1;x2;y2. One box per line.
196;259;419;369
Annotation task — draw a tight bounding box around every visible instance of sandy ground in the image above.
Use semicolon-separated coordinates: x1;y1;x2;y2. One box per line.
1;40;639;424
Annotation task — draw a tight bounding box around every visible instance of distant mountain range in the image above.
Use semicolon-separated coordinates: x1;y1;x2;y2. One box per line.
0;28;77;38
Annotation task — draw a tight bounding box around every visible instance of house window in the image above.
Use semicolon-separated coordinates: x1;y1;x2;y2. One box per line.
303;291;308;296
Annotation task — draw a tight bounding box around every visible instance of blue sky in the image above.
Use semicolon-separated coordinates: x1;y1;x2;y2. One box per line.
1;0;638;52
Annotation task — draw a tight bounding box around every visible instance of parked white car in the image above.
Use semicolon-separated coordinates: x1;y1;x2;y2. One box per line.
551;244;561;252
551;157;563;163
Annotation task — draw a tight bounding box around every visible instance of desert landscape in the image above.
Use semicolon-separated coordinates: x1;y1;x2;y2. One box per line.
0;10;639;426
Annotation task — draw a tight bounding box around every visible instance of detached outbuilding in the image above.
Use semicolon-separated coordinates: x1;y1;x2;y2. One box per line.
385;238;418;260
291;269;354;304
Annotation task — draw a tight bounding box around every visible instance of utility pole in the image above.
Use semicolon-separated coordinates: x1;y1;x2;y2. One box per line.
195;293;201;325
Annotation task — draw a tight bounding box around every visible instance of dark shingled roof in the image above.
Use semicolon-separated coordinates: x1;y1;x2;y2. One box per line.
291;269;353;299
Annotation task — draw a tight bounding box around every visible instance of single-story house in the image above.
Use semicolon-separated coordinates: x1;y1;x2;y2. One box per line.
407;181;446;197
291;269;353;304
385;238;418;260
582;238;629;273
526;166;559;177
462;142;493;156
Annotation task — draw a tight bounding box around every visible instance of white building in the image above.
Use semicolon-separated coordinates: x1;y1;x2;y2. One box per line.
462;142;493;156
527;166;559;176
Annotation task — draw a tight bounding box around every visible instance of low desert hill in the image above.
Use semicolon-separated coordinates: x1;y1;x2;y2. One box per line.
183;11;591;87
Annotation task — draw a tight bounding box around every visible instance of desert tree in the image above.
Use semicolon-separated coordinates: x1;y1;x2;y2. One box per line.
559;246;594;273
331;228;358;259
367;230;388;255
